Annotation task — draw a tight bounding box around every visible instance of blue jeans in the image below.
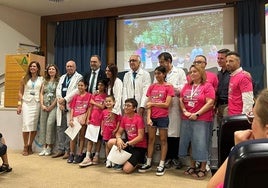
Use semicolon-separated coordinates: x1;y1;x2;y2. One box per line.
179;120;210;162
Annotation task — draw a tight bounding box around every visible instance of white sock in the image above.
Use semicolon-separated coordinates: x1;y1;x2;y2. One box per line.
146;158;152;166
159;160;165;167
86;152;91;158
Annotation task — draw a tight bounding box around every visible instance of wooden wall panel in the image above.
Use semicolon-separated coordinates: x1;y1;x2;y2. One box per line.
4;54;45;107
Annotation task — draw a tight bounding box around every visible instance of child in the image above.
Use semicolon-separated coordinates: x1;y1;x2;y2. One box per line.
79;80;107;167
100;95;121;168
0;133;12;173
138;66;174;176
107;98;147;174
68;79;92;163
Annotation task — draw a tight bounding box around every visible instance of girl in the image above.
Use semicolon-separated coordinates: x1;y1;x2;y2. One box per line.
17;61;43;156
68;79;92;163
39;64;60;156
100;95;121;167
138;66;174;176
79;79;108;167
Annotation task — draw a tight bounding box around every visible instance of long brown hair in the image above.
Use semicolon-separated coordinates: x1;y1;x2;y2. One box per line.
23;61;41;84
44;64;60;82
107;64;118;95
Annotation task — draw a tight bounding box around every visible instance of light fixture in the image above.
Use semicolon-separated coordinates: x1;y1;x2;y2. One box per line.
49;0;64;2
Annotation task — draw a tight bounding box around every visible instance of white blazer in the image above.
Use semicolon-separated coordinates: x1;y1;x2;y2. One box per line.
56;71;82;126
122;68;151;109
108;77;123;115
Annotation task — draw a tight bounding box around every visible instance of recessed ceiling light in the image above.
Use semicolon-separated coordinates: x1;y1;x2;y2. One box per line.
49;0;64;2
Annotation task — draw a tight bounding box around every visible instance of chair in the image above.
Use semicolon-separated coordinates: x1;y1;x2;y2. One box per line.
218;114;251;168
224;139;268;188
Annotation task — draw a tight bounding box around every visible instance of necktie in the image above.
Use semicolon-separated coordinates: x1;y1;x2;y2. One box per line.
89;71;96;93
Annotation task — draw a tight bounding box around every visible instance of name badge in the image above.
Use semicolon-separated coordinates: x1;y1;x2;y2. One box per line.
188;101;195;107
62;88;67;91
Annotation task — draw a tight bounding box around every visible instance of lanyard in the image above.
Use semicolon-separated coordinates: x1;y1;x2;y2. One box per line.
190;84;200;99
65;76;72;86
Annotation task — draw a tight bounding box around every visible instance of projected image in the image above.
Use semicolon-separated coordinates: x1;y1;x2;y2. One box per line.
117;8;234;72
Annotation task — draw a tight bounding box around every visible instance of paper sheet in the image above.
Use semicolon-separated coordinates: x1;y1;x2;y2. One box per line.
85;124;100;143
64;118;82;140
107;145;132;165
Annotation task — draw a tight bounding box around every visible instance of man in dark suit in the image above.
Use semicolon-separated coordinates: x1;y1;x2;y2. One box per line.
83;55;107;94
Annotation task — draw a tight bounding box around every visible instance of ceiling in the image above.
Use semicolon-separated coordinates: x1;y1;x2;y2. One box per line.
0;0;170;16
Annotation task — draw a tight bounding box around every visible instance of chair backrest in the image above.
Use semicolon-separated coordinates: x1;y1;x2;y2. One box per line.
224;139;268;188
218;114;251;167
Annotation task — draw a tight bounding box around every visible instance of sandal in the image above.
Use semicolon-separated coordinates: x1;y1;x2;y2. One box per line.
184;167;196;175
192;169;207;180
22;146;28;156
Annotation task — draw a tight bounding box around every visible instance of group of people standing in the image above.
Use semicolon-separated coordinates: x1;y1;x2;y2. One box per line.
15;49;255;179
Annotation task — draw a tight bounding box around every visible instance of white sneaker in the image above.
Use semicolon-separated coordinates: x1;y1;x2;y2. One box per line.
44;148;51;156
106;160;112;168
39;148;46;156
79;157;92;167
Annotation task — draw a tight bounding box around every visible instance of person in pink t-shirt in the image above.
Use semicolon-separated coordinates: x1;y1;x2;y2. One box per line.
100;95;121;162
79;79;107;167
138;66;174;176
107;98;147;173
179;64;215;179
68;79;92;164
226;51;254;116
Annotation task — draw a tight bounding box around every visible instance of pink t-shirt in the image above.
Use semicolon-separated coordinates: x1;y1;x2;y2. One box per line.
69;92;92;117
146;83;174;118
205;71;218;91
101;109;121;141
180;82;215;121
187;71;218;91
228;70;253;115
120;113;147;148
88;93;107;126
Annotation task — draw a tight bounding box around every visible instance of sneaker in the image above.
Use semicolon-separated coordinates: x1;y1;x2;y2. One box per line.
44;148;51;156
113;164;123;170
206;164;211;172
79;157;93;167
172;159;183;169
0;164;12;173
92;156;99;165
164;159;172;169
106;160;112;168
138;164;152;173
156;166;166;176
39;148;47;156
73;154;85;164
67;154;74;163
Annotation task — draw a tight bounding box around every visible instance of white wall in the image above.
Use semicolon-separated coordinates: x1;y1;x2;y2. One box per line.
0;5;40;75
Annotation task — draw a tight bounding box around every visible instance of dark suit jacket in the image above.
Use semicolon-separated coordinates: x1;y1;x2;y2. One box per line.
83;69;107;93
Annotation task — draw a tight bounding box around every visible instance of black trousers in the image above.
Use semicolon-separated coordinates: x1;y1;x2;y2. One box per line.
166;137;180;160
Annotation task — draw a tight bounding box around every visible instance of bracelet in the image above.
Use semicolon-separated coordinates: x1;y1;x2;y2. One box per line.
18;101;22;106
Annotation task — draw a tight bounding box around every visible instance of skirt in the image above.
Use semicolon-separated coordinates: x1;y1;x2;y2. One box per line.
22;100;40;132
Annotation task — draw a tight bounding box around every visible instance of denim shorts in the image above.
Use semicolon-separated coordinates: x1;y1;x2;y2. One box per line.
151;116;169;129
178;120;210;162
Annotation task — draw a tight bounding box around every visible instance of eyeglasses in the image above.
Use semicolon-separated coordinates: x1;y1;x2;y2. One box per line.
193;61;205;64
128;59;138;63
246;111;254;124
124;104;133;108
